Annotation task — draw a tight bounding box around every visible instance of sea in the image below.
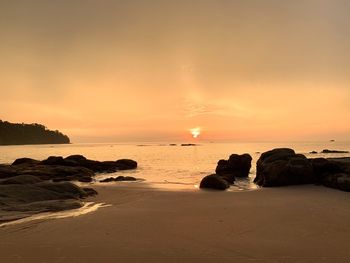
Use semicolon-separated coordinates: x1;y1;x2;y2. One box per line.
1;141;350;191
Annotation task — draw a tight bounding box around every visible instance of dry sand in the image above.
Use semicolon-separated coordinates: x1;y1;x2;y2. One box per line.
0;183;350;263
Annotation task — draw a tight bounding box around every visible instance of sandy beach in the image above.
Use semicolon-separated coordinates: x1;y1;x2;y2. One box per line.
0;184;350;263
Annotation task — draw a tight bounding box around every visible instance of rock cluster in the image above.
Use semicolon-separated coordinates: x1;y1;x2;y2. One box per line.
254;148;314;186
200;153;252;190
0;155;137;183
0;155;138;223
255;148;350;192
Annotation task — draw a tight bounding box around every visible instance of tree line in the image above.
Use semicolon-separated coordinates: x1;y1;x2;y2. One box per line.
0;120;70;145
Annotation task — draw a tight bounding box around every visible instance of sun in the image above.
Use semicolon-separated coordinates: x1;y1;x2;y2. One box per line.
190;127;201;138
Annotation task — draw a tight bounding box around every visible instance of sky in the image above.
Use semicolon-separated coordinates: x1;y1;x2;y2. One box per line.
1;0;350;142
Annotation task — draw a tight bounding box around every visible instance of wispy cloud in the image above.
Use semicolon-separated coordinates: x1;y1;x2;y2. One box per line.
182;99;248;118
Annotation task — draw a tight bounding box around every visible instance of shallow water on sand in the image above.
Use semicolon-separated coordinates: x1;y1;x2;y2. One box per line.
1;141;350;190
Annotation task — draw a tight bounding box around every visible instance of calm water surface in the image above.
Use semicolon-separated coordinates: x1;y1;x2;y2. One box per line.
1;142;350;190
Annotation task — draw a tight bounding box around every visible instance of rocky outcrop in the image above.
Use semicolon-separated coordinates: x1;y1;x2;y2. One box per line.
0;175;97;223
255;148;350;192
114;159;138;170
0;154;139;223
40;155;138;173
321;149;349;154
199;174;230;190
200;153;252;190
255;148;315;187
11;164;95;183
12;158;41;166
100;176;137;182
216;154;252;179
311;157;350;191
3;155;138;183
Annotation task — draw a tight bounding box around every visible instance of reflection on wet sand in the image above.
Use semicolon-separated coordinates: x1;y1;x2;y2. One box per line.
0;202;110;228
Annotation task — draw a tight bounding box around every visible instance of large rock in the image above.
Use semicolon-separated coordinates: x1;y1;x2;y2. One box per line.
255;148;315;187
311;157;350;192
40;155;138;173
310;158;343;181
0;175;43;185
13;165;95;182
115;159;138;170
0;180;98;222
215;153;252;182
0;165;17;179
12;158;41;166
322;173;350;191
200;174;230;190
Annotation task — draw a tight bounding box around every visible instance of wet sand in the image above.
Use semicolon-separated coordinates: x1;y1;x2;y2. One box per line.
1;184;350;263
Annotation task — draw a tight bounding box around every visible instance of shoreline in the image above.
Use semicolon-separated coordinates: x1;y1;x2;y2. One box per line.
1;184;350;262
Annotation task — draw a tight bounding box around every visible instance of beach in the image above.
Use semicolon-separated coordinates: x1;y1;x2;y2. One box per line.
1;184;350;263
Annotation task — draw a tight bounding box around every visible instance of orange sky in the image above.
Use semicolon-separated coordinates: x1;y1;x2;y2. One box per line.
1;0;350;142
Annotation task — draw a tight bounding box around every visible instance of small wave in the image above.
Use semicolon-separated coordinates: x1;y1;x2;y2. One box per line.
0;202;110;228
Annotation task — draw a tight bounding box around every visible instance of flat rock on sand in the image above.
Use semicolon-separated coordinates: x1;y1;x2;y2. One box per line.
0;176;95;222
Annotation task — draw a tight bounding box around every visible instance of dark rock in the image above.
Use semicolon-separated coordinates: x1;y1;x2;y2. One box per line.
255;148;315;186
18;165;95;181
0;175;42;185
228;153;252;177
78;176;93;183
309;151;318;154
100;176;137;183
322;173;350;191
321;149;349;154
329;158;350;174
82;187;98;196
100;177;115;183
0;165;17;179
38;155;138;173
218;173;236;184
36;181;93;199
115;159;138;170
199;174;230;190
258;148;295;165
65;155;88;163
215;153;252;178
310;158;343;181
181;144;197;146
12;158;41;166
0;181;93;204
1;155;138;183
41;156;66;165
309;157;350;191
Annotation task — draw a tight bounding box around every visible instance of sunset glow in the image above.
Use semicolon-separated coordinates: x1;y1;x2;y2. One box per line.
1;1;350;142
190;127;201;139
